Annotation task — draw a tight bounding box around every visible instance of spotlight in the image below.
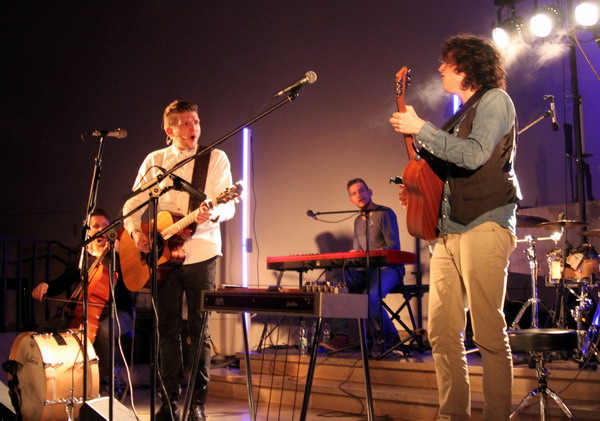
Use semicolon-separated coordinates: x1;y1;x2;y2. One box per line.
530;5;564;37
575;1;599;26
493;15;526;47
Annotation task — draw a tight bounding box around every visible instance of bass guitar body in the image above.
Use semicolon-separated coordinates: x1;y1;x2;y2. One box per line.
395;67;444;241
402;152;444;241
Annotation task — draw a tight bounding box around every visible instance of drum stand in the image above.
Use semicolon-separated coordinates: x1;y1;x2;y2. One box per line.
511;233;562;329
581;289;600;365
566;282;595;362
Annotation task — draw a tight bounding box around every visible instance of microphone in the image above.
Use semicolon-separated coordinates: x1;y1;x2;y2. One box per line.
544;95;559;132
306;210;317;219
272;71;318;98
169;173;207;203
84;128;128;138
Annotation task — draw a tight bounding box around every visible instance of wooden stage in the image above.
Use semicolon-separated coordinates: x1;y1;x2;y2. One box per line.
2;333;599;420
120;346;600;421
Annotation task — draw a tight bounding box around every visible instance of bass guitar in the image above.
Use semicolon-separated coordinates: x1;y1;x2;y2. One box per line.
119;182;243;292
395;67;444;241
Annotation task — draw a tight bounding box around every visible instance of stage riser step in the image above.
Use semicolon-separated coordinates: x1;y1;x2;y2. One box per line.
209;370;600;421
243;357;438;389
237;353;600;402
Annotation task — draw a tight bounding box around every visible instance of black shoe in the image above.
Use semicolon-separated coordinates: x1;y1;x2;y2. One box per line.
156;401;181;421
189;404;206;421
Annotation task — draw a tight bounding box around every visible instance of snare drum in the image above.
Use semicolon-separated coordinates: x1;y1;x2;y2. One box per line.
7;330;99;421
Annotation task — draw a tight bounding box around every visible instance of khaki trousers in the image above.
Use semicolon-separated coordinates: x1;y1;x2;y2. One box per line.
429;221;516;421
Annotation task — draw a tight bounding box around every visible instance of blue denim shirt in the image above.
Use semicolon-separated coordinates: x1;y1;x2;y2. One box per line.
415;89;519;235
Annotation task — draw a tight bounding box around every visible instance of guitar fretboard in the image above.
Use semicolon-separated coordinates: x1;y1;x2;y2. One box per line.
161;202;212;240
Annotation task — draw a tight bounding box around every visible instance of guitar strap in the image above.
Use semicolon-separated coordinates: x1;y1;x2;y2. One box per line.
440;88;490;132
188;146;212;213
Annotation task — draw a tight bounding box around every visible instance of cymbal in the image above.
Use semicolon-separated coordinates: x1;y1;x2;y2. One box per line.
536;219;588;230
578;229;600;237
516;213;549;228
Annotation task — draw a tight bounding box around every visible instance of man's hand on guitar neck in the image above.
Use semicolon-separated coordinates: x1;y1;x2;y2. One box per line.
389;105;426;135
195;206;219;224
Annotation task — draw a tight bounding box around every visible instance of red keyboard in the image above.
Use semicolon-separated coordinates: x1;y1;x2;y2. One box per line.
266;249;417;271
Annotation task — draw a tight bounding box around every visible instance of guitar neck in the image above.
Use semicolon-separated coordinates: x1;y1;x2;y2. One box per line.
161;200;216;241
396;97;418;162
158;182;242;241
161;210;195;241
395;68;418;162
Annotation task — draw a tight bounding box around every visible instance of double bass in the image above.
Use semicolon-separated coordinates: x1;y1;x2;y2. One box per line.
63;248;115;342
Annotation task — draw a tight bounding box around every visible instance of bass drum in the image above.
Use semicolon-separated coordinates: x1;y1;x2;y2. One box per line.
8;330;99;421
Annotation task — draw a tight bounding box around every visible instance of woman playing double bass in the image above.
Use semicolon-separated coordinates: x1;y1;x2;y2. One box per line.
31;208;135;396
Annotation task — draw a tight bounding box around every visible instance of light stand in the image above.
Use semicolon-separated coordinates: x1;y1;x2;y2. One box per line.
491;1;593;230
567;0;590;238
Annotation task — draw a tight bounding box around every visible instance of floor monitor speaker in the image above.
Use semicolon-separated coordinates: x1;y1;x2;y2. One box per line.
0;381;16;421
79;397;137;421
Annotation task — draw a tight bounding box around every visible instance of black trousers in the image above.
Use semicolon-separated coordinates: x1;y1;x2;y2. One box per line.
157;258;216;403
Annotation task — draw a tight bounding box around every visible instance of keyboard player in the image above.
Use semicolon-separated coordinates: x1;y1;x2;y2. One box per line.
324;178;405;351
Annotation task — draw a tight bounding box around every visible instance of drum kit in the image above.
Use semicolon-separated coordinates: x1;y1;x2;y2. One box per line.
513;213;600;365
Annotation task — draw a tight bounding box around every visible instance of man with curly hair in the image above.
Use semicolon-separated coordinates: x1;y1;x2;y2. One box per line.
389;35;521;420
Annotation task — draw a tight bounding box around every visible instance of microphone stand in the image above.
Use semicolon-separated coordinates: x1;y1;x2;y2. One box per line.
308;207;389;421
78;134;107;412
106;229;119;420
77;133;129;420
517;109;553;135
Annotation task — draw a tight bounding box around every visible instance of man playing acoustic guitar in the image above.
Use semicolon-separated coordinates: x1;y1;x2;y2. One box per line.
122;100;235;421
390;35;521;421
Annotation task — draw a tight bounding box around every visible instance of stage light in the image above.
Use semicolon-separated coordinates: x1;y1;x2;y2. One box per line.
530;5;563;37
493;15;526;47
575;1;599;26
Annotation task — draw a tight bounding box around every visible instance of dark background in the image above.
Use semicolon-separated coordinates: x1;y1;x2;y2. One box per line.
1;1;599;284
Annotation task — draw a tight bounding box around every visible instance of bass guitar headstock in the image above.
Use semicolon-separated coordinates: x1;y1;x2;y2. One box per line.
395;66;411;113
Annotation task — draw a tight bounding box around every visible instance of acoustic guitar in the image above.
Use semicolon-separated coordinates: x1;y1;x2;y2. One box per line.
395;67;444;241
119;182;243;292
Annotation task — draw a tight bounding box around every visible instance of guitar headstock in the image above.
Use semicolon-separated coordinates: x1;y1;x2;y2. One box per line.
395;66;411;113
216;181;244;205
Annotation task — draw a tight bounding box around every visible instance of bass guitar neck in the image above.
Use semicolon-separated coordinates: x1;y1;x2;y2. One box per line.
395;67;444;241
